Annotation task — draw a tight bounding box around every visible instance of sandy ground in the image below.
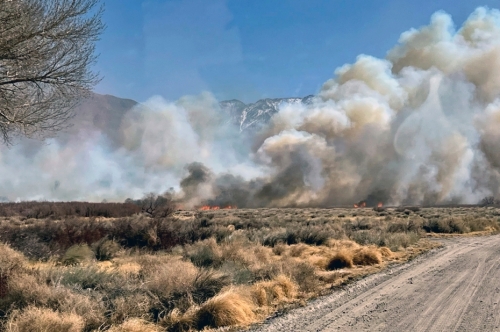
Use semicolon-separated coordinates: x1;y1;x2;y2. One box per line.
251;234;500;332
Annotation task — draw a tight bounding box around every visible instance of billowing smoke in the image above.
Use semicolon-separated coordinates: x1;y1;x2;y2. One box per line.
3;7;500;207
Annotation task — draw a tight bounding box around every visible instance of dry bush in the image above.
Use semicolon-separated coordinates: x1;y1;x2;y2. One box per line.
48;265;123;291
1;274;53;312
284;261;321;293
110;294;153;325
379;246;393;258
190;269;231;305
326;250;354;270
0;243;26;299
139;255;198;290
138;255;229;314
92;239;122;261
108;318;160;332
61;244;95;265
0;243;26;275
353;247;382;266
162;290;257;331
289;243;311;257
382;232;420;251
0;201;141;219
1;269;105;330
184;238;223;268
5;306;84;332
195;290;257;329
161;307;197;332
250;275;298;307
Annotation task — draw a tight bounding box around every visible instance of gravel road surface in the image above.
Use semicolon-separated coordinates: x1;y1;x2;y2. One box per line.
251;235;500;332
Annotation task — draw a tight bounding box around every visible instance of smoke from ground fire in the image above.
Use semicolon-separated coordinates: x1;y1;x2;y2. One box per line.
2;7;500;207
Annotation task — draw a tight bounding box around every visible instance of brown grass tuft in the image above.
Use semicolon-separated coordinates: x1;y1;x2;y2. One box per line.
250;275;298;306
326;250;354;270
195;290;257;329
0;243;26;299
379;246;393;258
353;247;382;266
108;318;160;332
5;306;84;332
160;307;197;332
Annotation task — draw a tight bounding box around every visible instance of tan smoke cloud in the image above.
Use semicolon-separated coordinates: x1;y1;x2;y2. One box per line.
3;7;500;207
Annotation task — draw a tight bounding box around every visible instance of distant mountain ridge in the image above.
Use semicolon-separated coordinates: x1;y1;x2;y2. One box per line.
219;95;315;132
71;93;316;142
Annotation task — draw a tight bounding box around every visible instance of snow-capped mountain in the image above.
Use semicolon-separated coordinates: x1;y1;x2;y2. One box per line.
219;95;315;132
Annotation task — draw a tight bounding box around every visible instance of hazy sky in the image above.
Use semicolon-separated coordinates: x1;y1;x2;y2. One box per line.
94;0;500;103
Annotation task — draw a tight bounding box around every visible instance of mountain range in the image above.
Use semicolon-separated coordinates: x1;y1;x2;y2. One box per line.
70;93;315;140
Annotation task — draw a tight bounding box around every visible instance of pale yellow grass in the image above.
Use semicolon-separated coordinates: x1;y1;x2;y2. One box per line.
5;306;84;332
108;318;161;332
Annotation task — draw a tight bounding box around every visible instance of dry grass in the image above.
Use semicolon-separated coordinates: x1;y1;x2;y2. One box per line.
326;250;354;270
4;306;84;332
195;290;257;329
108;318;161;332
251;275;298;307
353;247;382;266
1;206;496;331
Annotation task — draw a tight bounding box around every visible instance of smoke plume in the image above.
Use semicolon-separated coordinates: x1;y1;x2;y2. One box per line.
3;7;500;207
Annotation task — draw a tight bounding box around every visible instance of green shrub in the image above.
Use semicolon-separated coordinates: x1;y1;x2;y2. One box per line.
62;244;94;265
93;239;122;261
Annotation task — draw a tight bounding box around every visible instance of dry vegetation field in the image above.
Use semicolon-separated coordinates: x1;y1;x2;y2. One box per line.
0;202;499;332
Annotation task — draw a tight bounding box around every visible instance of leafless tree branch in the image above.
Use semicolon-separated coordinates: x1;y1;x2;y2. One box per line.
0;0;104;143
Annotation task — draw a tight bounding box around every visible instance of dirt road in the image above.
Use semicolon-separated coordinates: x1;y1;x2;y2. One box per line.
252;235;500;332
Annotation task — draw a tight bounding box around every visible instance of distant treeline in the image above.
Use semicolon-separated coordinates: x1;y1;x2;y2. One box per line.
0;201;142;219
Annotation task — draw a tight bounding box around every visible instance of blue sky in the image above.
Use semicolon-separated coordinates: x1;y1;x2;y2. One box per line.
94;0;500;103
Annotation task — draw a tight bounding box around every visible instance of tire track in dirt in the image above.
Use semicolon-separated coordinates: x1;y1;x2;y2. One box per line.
251;234;500;332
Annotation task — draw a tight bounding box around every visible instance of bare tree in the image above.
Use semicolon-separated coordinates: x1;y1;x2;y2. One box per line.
140;192;175;218
0;0;104;143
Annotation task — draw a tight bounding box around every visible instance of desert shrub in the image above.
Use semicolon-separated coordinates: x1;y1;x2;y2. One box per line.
424;219;451;233
112;216;159;248
0;243;25;276
108;318;160;332
463;216;499;232
5;306;84;332
139;255;198;314
284;262;320;293
250;275;297;307
386;221;410;233
0;201;141;219
424;218;468;233
349;230;384;246
219;261;254;285
261;228;288;247
326;250;353;270
353;247;382;266
191;270;231;304
92;238;122;261
1;271;105;330
296;226;330;245
380;232;420;251
249;260;286;282
50;266;123;291
185;239;223;268
62;244;94;265
379;247;393;258
110;294;153;325
0;243;26;301
195;291;256;329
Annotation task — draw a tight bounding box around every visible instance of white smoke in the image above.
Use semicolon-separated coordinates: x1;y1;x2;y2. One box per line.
3;7;500;207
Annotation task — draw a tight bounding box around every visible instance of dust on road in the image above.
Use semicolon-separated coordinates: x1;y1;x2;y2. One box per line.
251;234;500;332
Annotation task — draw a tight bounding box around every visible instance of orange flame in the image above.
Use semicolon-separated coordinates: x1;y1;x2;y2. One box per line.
199;205;237;211
354;201;367;208
377;202;384;208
